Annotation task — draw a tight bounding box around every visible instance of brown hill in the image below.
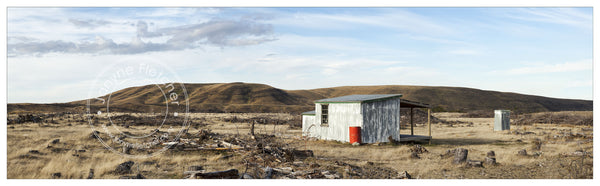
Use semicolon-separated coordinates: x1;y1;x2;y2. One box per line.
8;82;592;114
290;85;593;113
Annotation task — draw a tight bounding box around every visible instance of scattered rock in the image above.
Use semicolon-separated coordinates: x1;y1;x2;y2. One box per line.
115;161;135;174
485;157;496;165
398;171;411;179
241;173;253;179
51;172;61;179
410;152;420;159
518;149;527;156
352;142;360;146
50;139;60;144
453;148;468;164
486;151;495;158
264;167;273;179
87;169;94;179
29;150;41;154
466;160;483;167
120;173;145;179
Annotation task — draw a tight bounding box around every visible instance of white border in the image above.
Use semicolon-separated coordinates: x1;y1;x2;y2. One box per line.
2;0;598;186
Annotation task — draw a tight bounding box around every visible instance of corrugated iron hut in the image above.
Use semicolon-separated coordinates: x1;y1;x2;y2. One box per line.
302;94;432;144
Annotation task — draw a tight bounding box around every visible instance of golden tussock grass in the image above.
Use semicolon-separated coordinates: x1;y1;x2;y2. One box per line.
7;112;593;179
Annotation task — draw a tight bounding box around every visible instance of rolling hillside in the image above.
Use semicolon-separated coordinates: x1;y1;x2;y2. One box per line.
8;82;592;114
288;85;593;113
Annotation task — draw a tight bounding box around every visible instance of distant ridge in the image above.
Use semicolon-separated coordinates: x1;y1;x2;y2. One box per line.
8;82;592;114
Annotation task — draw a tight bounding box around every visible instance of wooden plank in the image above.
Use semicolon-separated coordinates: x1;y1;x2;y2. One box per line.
183;147;243;151
190;169;239;179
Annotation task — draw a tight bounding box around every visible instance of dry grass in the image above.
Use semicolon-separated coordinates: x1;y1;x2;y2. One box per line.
7;112;593;179
513;111;593;126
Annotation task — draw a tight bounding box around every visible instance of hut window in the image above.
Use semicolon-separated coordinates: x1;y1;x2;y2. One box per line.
321;104;328;126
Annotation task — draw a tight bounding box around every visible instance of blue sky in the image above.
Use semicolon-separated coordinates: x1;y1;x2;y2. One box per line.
7;7;593;103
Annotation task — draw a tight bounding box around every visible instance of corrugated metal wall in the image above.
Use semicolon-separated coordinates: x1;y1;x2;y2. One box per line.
301;99;401;143
305;103;362;142
301;115;316;137
326;103;363;142
361;98;401;143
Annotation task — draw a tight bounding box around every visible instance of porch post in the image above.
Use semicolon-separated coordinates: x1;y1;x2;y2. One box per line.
428;108;432;145
410;107;414;136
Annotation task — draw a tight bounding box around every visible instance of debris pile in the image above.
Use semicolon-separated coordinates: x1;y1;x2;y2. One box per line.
221;115;302;128
168;129;407;179
409;144;428;159
8;114;44;124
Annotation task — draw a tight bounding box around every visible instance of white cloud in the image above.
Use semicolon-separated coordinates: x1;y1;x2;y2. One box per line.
269;9;454;36
5;8;593;102
8;8;277;57
447;49;480;55
407;35;470;45
501;8;592;28
507;59;592;75
68;19;112;29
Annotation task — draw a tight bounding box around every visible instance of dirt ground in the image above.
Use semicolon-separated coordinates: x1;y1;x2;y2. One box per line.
6;112;593;179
